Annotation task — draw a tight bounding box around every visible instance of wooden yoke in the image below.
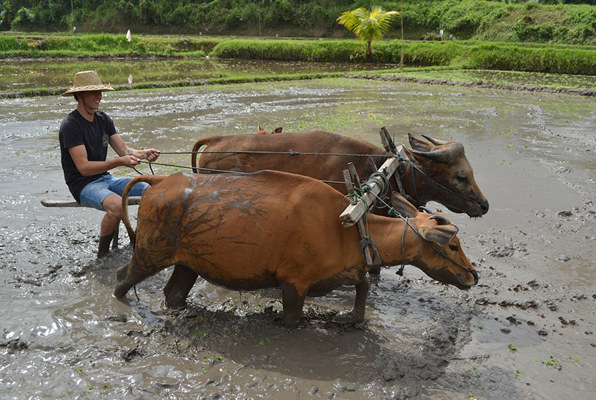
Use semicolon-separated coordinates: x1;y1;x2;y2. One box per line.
341;156;403;269
379;126;409;197
339;157;400;228
343;165;375;267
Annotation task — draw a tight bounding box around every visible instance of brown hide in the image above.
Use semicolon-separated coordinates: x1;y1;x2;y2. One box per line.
115;171;477;328
190;131;489;217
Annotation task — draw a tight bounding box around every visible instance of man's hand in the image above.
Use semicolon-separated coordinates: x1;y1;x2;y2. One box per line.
122;155;141;167
143;148;160;162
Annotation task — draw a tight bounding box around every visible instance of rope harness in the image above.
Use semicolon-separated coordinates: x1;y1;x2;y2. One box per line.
348;178;475;278
393;209;477;279
406;161;480;205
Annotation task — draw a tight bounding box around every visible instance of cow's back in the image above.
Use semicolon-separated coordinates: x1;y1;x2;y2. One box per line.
198;131;386;192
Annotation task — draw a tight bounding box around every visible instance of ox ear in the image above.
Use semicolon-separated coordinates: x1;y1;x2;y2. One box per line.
419;221;459;247
390;193;419;218
408;142;464;164
408;133;433;152
403;146;424;166
273;127;283;133
258;125;264;130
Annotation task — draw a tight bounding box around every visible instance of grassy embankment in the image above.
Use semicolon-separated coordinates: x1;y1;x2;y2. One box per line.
2;33;594;75
1;33;594;97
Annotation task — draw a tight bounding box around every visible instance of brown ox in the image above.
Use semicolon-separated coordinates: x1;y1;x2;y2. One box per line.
190;131;489;217
114;171;478;328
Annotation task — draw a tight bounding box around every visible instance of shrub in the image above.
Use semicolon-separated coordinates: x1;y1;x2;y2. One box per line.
0;36;28;51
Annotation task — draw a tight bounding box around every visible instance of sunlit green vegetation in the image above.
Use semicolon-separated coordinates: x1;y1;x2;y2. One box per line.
209;39;596;75
2;33;592;76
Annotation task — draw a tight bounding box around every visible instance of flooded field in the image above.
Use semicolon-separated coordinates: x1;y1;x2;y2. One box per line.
0;58;399;94
0;77;595;399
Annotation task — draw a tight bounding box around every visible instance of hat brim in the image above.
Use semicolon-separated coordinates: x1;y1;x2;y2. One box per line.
62;84;115;96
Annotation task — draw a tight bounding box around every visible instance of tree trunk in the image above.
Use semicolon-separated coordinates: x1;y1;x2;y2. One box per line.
366;40;373;62
400;0;404;67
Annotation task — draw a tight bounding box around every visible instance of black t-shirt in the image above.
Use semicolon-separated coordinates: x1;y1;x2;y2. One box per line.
59;110;117;202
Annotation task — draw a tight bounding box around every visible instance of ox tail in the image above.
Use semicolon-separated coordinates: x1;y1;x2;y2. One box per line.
121;175;167;247
191;138;212;174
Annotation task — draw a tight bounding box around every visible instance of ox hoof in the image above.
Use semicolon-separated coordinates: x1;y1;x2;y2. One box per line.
165;298;188;310
332;310;365;325
114;285;128;299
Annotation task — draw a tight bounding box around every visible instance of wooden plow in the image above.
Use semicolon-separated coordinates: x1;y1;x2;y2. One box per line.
40;196;142;249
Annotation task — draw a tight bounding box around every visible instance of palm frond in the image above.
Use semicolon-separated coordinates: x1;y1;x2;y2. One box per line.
338;7;399;43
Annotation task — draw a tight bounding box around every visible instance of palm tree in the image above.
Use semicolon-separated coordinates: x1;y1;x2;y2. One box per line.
337;6;399;62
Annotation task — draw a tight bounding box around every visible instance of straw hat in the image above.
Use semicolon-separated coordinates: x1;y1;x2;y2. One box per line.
62;70;114;96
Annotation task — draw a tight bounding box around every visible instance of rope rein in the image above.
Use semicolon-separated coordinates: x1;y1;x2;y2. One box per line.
158;149;392;158
407;160;479;203
137;148;476;203
136;160;347;186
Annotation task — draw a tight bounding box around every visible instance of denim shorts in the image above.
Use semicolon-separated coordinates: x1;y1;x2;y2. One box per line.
79;174;148;211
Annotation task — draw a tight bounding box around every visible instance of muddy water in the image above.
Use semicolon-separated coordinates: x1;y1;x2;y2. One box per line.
1;79;594;399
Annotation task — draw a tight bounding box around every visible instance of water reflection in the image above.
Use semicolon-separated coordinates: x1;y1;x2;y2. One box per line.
0;58;398;92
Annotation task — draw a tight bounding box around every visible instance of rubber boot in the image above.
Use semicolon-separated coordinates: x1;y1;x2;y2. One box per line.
97;231;115;258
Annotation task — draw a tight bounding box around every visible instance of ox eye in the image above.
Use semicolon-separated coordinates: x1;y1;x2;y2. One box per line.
456;175;468;183
449;244;459;251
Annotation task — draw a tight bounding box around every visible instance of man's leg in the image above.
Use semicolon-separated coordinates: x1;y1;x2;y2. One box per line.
99;176;148;256
97;193;122;258
81;175;148;258
100;193;123;236
80;176;124;258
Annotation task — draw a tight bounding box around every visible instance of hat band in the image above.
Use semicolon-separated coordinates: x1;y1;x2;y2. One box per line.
62;84;114;96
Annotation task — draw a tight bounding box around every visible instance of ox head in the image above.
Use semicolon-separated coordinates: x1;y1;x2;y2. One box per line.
256;125;283;135
391;193;478;290
404;134;489;217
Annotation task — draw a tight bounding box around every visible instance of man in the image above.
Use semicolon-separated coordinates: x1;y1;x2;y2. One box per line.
59;70;160;258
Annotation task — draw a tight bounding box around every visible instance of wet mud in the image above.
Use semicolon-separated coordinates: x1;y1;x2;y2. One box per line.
0;78;594;399
348;73;596;97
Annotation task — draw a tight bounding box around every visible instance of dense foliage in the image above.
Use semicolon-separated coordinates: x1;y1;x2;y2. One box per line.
1;1;595;45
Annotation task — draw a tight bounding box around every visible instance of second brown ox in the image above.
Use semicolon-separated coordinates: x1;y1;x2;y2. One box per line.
191;131;489;218
114;171;478;328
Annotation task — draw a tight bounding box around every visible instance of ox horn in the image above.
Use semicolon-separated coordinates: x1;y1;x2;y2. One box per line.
429;214;450;225
410;142;463;163
418;206;435;214
421;134;448;146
